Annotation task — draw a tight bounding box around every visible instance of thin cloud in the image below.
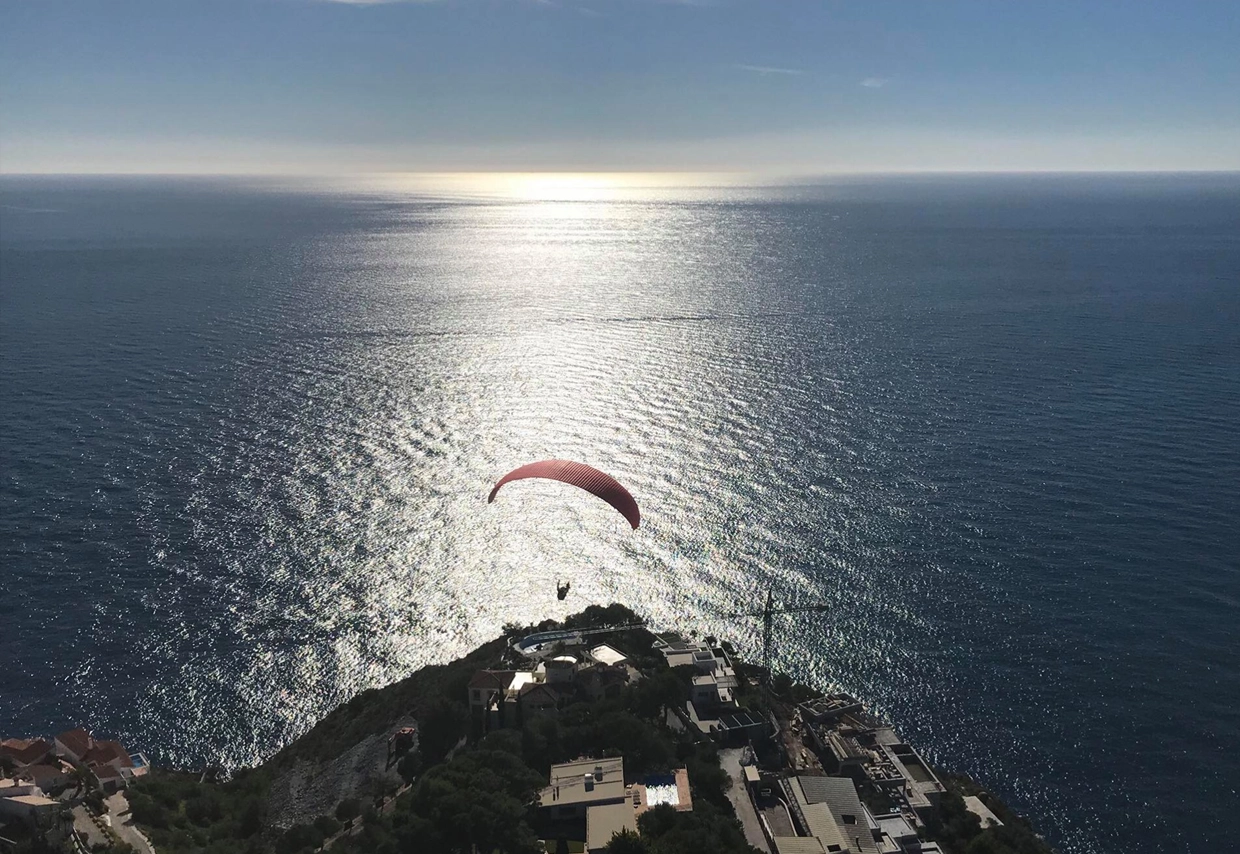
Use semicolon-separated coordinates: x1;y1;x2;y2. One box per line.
737;64;803;76
860;77;888;88
317;0;437;5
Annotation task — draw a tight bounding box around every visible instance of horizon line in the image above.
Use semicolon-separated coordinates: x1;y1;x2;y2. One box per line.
4;168;1239;178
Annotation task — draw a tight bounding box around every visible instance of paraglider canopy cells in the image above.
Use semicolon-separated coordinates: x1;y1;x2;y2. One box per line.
488;459;641;530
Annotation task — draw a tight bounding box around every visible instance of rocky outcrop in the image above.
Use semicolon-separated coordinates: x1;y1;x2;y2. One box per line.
264;715;412;830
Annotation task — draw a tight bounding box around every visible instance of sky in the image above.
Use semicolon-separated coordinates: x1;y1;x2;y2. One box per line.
1;0;1237;173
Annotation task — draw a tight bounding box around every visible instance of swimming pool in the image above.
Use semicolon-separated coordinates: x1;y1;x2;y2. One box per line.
643;774;679;808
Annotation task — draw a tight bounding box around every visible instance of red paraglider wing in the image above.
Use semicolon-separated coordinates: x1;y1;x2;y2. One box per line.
487;459;640;530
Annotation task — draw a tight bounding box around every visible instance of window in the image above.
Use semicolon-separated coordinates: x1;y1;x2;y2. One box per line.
842;814;857;825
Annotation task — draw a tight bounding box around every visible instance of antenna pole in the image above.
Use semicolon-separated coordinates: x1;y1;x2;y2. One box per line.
762;588;774;683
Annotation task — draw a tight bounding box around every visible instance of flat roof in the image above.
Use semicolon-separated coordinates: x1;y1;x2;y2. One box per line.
4;795;58;807
718;709;765;730
549;756;624;782
586;803;637;851
963;796;1003;828
542;757;626;808
877;813;917;842
590;644;628;666
772;838;826;854
664;651;697;668
508;672;539;693
541;777;626;808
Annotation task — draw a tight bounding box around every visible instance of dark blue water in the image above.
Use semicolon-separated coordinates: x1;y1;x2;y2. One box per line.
2;174;1237;853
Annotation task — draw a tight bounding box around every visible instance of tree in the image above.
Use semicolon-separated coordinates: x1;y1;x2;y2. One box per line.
629;668;689;721
68;764;91;797
396;749;422;783
314;814;342;838
418;696;467;766
185;792;223;826
403;746;544;854
637;803;760;854
277;822;325;854
683;744;731;810
604;829;649;853
238;796;266;837
335;797;363;823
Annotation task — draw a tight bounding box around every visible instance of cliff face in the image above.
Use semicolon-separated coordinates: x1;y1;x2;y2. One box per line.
264;713;415;830
256;632;511;828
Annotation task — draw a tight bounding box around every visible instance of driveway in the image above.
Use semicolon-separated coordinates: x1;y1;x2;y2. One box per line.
106;792;157;854
719;748;770;853
71;806;108;851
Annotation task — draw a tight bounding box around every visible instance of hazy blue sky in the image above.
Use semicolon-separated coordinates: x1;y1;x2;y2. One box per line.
2;0;1237;173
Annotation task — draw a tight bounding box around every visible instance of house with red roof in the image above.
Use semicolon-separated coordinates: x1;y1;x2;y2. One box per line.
53;728;93;764
0;738;51;767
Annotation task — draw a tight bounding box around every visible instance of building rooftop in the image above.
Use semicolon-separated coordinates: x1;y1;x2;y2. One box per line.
21;764;66;785
876;813;917;840
541;757;627;808
549;756;624;783
794;776;878;854
589;644;628;667
0;779;37;794
799;694;863;722
0;738;52;765
507;672;539;693
468;670;517;691
963;796;1003;828
85;740;133;768
4;795;59;808
717;709;766;733
93;764;125;781
586;803;637;852
772;838;827;854
55;728;93;759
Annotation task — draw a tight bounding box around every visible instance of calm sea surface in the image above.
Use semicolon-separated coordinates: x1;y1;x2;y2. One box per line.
2;173;1237;852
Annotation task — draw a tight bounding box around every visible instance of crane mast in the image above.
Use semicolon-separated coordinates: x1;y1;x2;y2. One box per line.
723;588;830;682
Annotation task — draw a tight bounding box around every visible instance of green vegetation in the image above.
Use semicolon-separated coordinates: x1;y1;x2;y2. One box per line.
925;774;1055;854
127;769;270;854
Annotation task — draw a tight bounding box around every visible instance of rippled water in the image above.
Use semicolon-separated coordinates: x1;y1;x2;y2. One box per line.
2;173;1238;853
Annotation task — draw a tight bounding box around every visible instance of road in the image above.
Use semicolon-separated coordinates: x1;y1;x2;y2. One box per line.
719;748;770;853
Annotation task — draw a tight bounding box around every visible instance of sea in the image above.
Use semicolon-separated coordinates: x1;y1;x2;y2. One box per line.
1;173;1237;853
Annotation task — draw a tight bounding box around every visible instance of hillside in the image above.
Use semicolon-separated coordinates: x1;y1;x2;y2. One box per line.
118;604;1053;854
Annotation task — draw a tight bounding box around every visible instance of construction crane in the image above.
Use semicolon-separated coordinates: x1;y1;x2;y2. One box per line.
722;589;831;684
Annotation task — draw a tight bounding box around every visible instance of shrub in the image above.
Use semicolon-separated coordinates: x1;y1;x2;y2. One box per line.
335;797;362;823
277;822;325;854
314;814;342;838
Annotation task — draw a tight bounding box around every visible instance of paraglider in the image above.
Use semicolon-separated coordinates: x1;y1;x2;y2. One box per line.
487;459;640;530
488;459;640;601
